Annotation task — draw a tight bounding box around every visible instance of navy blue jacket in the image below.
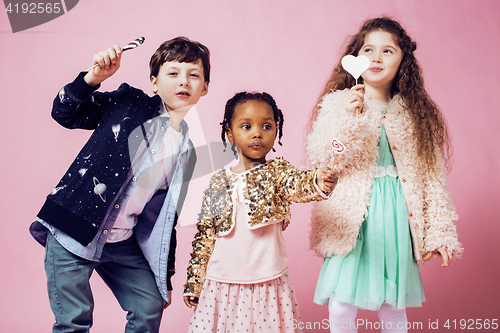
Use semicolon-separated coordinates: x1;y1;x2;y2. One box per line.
31;73;196;298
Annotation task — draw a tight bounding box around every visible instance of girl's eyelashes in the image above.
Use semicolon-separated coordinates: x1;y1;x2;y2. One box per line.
361;47;395;55
239;123;274;130
190;73;200;78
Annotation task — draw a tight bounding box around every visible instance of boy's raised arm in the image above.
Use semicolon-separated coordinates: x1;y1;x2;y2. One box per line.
84;44;122;86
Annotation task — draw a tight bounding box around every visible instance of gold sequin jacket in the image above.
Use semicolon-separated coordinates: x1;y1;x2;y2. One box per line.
183;158;328;297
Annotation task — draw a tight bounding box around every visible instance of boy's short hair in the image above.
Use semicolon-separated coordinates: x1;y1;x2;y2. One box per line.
149;36;211;83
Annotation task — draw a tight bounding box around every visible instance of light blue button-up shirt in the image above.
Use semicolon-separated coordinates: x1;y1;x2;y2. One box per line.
36;102;193;301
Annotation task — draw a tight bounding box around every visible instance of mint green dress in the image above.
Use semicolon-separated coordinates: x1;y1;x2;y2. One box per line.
313;125;425;310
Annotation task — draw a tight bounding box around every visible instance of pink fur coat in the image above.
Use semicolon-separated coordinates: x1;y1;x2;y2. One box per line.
306;90;461;265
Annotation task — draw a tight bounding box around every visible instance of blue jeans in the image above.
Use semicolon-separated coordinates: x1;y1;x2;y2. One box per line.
44;233;164;333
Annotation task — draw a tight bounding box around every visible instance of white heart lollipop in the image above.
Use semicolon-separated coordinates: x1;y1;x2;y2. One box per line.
341;55;370;84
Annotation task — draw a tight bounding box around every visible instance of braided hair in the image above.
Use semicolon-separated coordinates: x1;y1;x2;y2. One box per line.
220;92;284;157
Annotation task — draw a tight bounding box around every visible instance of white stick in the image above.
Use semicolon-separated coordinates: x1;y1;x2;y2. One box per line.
355;78;359;125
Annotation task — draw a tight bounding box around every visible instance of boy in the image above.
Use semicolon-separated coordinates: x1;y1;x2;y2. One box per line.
30;36;210;332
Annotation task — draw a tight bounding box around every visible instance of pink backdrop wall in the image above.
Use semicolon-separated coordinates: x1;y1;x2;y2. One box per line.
1;0;499;331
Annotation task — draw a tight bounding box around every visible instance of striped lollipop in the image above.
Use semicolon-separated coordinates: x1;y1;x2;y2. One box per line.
332;139;345;154
122;37;145;51
332;138;345;167
87;37;145;71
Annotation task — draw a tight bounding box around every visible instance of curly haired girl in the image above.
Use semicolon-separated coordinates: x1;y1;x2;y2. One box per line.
306;17;462;332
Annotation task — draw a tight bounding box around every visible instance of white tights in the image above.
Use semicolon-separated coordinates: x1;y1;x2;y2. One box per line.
328;297;408;333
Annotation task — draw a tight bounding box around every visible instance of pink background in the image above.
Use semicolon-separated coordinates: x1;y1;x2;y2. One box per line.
1;0;499;331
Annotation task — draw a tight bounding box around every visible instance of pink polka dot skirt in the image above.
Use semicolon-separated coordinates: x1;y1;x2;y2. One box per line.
189;271;302;332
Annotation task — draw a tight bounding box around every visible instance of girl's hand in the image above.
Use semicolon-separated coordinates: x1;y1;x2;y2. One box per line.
342;84;365;115
423;247;451;267
317;167;338;195
84;44;122;86
183;295;199;308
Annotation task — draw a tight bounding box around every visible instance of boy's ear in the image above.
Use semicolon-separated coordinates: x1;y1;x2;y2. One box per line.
226;128;234;144
201;82;209;97
150;76;158;94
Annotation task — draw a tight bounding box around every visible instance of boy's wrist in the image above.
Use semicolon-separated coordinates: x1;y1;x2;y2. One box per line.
66;72;100;101
83;72;103;87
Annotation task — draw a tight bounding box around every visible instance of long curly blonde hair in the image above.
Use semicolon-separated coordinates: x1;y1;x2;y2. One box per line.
308;17;452;174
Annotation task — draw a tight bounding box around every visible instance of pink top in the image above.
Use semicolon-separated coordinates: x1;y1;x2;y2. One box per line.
107;126;183;243
205;168;288;284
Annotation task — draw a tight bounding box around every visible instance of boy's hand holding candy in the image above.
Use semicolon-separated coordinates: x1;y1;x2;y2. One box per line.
84;38;145;87
317;167;338;195
85;44;123;86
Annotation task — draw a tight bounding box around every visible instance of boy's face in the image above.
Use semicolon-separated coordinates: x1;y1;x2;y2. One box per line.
151;60;208;112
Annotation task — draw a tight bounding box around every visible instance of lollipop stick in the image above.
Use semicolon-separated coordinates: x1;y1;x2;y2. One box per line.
341;55;368;126
355;78;359;125
86;37;145;72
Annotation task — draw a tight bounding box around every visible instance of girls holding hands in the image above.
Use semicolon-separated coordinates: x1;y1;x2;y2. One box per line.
307;17;461;332
184;92;336;332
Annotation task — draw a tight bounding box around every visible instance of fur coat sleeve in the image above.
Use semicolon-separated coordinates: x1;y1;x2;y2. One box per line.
306;90;462;265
